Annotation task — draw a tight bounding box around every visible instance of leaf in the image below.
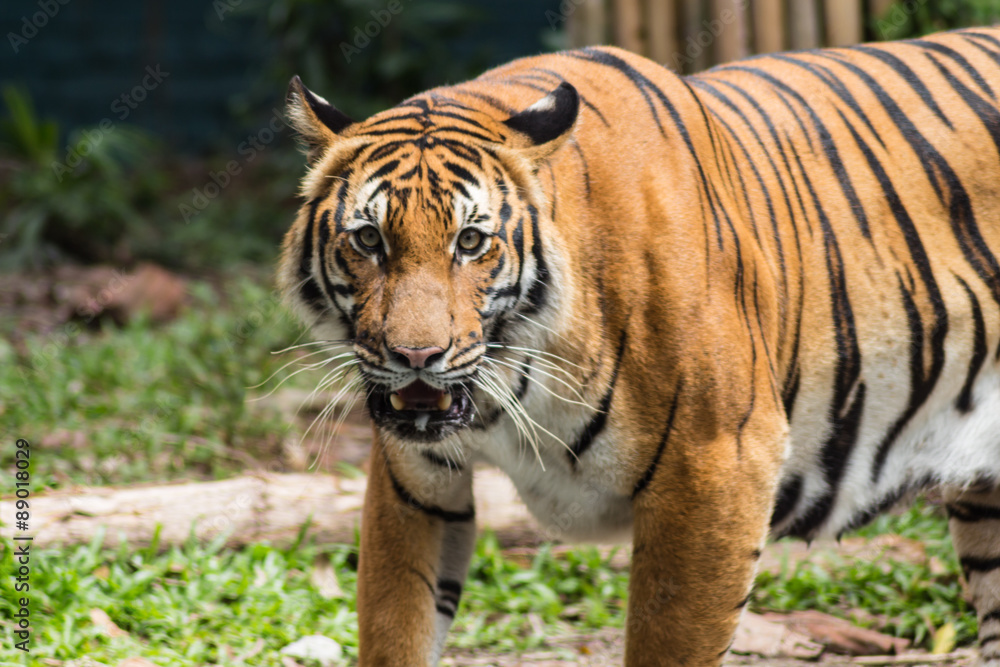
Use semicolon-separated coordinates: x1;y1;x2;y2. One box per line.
930;622;956;655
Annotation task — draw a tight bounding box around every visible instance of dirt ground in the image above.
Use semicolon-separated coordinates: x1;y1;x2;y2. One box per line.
442;629;977;667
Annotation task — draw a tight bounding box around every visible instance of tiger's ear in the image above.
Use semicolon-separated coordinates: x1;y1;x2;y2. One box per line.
502;82;579;162
286;75;355;162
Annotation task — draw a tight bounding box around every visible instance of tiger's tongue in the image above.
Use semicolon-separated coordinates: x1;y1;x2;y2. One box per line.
390;380;452;411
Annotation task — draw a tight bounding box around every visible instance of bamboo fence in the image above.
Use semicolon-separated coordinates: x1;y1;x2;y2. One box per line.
565;0;908;72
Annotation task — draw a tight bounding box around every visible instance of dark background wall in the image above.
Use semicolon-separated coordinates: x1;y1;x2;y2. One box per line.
0;0;561;153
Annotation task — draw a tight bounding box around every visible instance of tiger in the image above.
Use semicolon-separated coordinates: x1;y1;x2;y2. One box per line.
277;25;1000;666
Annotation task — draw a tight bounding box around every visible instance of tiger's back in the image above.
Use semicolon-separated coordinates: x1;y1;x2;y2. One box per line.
279;26;1000;666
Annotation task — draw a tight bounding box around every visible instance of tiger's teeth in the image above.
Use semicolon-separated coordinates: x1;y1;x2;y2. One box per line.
389;393;405;411
437;393;453;411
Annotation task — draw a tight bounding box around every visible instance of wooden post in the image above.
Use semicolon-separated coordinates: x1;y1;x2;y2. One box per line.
578;0;609;46
681;0;710;72
647;0;678;67
825;0;862;46
712;0;748;64
788;0;821;50
753;0;785;54
614;0;645;54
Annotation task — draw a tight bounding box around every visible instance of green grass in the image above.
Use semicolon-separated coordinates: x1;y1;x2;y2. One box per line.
0;273;979;663
0;506;974;665
0;275;307;490
756;501;975;648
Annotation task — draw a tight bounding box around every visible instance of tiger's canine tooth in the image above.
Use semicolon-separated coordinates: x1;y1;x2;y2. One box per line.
389;393;405;411
437;393;453;411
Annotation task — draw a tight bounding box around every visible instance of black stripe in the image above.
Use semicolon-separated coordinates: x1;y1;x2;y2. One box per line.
735;592;752;609
631;381;682;499
408;566;436;598
925;52;1000;168
984;607;1000;625
442;160;477;185
782;368;800;420
770;52;887;147
770;475;803;530
388;466;474;523
570;48;723;245
961;555;1000;573
437;578;463;603
297;198;327;315
848;45;954;129
366;159;399;182
955;275;987;413
435;603;456;619
729;64;871;241
982;633;1000;647
831;107;949;482
823;51;1000;316
318;211;356;337
773;138;866;539
569;328;628;466
947;501;1000;522
908;38;995;100
520;205;550;315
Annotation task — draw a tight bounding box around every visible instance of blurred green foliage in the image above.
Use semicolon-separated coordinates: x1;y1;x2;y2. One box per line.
229;0;490;120
0;87;299;271
0;276;304;490
873;0;1000;40
0;88;167;269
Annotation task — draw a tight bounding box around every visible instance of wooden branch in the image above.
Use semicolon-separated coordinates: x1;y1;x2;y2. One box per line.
0;469;539;550
852;652;975;665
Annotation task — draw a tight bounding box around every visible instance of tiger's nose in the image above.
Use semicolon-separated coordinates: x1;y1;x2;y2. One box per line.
391;346;446;369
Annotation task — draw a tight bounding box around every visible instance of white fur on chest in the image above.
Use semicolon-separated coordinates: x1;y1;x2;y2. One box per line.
458;386;635;542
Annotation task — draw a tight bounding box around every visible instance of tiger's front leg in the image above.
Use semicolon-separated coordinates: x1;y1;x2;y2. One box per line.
626;421;784;666
357;432;476;666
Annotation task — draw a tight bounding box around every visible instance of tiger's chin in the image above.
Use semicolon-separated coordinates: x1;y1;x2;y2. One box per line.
366;379;476;442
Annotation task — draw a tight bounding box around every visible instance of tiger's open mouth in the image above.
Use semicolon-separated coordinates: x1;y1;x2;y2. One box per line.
367;379;475;441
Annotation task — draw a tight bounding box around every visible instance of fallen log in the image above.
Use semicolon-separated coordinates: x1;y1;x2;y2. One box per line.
0;469;538;549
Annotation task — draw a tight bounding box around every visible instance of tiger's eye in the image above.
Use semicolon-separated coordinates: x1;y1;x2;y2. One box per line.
356;225;381;250
458;228;483;252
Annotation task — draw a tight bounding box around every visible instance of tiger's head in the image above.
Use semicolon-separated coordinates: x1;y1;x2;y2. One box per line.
277;77;579;443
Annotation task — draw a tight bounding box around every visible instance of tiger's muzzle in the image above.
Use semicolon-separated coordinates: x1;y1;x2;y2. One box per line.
361;342;482;442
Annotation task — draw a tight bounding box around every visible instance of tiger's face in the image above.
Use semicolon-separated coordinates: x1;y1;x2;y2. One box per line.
278;78;579;443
